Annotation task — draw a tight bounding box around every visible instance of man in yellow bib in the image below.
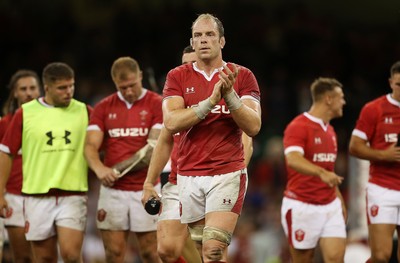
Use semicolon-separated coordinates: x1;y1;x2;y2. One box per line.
0;62;91;263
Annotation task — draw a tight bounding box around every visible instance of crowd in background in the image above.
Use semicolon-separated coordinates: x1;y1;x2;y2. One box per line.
1;1;400;262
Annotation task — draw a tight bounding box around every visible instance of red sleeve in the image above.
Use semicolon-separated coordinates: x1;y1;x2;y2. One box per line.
354;102;378;140
0;116;8;141
151;94;163;126
283;118;307;150
234;65;261;101
163;68;183;99
1;109;23;155
89;100;106;131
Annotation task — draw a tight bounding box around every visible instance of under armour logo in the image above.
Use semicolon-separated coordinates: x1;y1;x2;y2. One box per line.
108;113;117;119
223;199;231;204
46;130;72;145
46;132;55;145
385;117;393;124
186;87;195;94
314;137;322;144
63;130;71;144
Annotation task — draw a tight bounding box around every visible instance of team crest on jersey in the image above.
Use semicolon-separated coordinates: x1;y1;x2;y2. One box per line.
185;87;195;94
139;110;148;124
108;113;117;119
370;205;379;217
295;229;305;242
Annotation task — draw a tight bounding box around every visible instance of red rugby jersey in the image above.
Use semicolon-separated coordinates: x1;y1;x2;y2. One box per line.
283;113;338;204
0;113;22;194
352;94;400;190
89;90;163;191
163;62;260;176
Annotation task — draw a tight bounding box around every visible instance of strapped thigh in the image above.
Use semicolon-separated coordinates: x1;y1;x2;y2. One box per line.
203;226;232;245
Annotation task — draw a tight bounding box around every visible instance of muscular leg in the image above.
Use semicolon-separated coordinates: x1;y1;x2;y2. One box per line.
7;226;33;263
135;230;161;263
289;247;315;263
31;236;58;263
157;220;186;262
201;211;238;263
57;226;84;263
157;219;201;263
368;223;396;262
101;230;129;263
319;237;346;263
182;235;202;263
188;219;205;260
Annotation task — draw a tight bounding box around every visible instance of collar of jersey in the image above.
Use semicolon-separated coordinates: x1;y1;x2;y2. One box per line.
193;61;227;81
38;97;55;108
117;89;147;109
303;112;329;132
387;94;400;107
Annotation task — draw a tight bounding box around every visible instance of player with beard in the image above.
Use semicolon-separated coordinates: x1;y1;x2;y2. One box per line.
0;62;91;262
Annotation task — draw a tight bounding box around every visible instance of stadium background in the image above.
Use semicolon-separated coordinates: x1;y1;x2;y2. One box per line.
1;0;400;262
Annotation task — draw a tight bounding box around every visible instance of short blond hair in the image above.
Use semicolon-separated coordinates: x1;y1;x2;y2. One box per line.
111;57;140;81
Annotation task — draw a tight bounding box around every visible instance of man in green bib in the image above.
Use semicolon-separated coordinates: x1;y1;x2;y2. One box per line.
0;62;91;263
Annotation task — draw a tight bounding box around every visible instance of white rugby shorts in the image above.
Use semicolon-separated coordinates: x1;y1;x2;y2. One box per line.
158;182;180;221
97;184;161;232
281;197;346;249
4;193;25;227
366;182;400;225
24;195;87;241
177;169;248;224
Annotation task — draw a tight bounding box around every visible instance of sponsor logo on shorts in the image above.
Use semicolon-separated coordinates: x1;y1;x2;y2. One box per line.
223;198;232;204
295;229;305;242
370;205;379;217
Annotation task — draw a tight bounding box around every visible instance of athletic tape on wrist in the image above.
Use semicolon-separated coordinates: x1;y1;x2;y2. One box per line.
224;90;242;111
193;98;214;120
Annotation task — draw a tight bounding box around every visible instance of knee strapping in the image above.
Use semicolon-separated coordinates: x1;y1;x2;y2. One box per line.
203;226;232;245
188;225;204;242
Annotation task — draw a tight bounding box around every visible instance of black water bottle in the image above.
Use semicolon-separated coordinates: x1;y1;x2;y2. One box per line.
144;197;161;215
